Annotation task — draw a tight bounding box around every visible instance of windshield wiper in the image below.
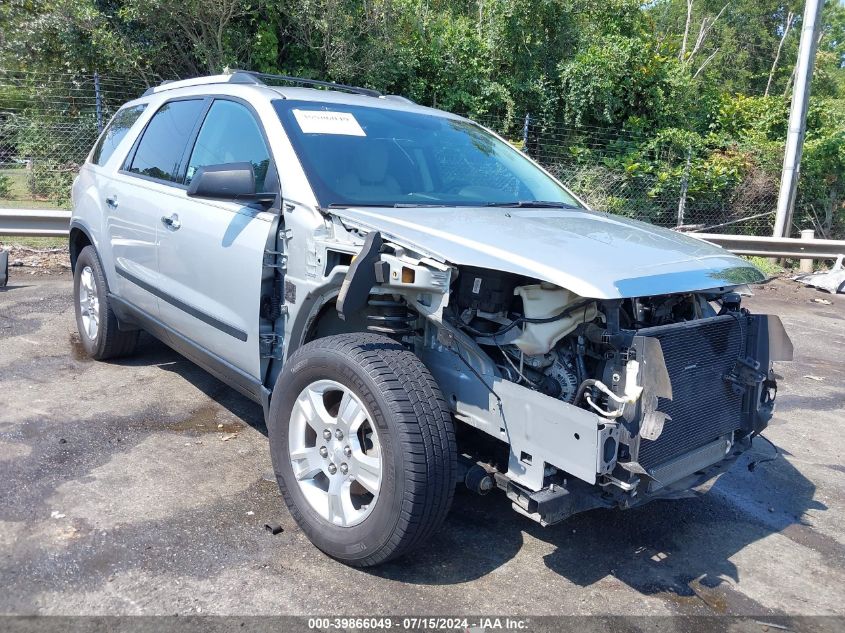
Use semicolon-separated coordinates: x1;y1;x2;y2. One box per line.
326;202;451;209
484;200;578;209
327;201;578;210
327;203;392;209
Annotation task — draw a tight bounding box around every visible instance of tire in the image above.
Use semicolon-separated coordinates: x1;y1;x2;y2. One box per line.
73;245;138;360
268;333;457;567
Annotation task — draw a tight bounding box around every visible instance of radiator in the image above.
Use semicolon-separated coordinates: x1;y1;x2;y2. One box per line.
636;315;747;470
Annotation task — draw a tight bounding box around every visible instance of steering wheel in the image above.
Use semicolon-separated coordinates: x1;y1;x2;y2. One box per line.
442;183;466;195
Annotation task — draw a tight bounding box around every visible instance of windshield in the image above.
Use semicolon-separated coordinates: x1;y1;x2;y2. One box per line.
273;100;582;209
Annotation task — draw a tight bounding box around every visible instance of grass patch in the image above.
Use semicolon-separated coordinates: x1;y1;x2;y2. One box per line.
0;167;34;198
0;236;67;250
0;167;65;209
743;255;785;278
0;198;65;209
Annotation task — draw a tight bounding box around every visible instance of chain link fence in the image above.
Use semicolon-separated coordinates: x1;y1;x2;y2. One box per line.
478;114;782;236
1;71;784;236
0;71;146;209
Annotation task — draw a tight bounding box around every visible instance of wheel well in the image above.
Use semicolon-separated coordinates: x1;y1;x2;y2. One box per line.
69;227;92;272
303;299;371;346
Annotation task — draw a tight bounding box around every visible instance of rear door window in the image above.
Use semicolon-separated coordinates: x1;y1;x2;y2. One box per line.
185;100;271;190
126;99;206;183
91;104;147;166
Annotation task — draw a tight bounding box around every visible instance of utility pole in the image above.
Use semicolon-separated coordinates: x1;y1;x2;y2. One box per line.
94;72;103;133
773;0;825;238
677;147;691;228
522;113;530;155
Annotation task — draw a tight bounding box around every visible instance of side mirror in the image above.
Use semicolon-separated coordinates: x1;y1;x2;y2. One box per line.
187;162;275;203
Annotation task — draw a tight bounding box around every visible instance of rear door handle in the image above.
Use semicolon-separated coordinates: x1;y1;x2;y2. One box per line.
105;196;118;209
161;213;181;230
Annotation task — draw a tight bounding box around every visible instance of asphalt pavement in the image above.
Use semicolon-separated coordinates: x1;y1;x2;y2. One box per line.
1;271;843;617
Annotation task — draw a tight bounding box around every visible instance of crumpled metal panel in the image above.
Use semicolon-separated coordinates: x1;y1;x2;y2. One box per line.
330;206;765;299
794;255;845;294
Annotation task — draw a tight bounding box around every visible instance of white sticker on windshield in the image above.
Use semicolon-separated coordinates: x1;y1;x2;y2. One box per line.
292;109;366;136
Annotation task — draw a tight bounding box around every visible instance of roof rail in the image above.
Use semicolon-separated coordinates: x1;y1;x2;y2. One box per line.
141;72;259;96
229;70;382;98
140;70;385;99
380;94;416;105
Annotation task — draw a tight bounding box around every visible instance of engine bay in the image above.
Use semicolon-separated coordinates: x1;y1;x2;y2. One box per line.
437;264;787;504
324;229;791;524
445;266;734;416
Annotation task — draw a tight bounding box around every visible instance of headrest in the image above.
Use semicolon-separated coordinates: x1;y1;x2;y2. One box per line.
355;140;390;183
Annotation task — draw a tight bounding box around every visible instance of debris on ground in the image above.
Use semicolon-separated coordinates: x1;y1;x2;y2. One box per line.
811;298;833;305
0;241;70;275
754;620;790;631
793;255;845;294
803;375;825;382
50;511;66;519
221;433;238;441
264;523;284;535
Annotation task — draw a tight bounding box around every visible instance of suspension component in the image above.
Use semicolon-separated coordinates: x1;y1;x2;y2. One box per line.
366;296;417;336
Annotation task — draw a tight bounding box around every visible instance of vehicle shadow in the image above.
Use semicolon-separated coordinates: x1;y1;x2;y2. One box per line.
104;333;827;604
373;448;825;604
109;332;268;436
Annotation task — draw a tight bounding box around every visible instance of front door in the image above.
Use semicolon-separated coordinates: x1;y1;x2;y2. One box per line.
155;98;278;380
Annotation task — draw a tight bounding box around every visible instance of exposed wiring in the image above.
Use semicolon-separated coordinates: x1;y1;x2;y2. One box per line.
725;309;747;362
456;299;595;339
446;334;513;446
492;335;538;387
447;337;502;407
570;337;587;385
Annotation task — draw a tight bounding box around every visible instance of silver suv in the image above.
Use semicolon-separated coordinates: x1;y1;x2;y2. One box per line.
70;71;793;566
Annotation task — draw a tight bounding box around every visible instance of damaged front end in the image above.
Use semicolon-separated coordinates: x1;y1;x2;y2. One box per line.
328;226;793;527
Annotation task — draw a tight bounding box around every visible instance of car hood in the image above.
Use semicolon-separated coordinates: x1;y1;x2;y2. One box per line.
331;206;764;299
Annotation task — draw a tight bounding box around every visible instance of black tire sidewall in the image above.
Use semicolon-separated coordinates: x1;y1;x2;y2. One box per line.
73;246;105;357
268;346;406;564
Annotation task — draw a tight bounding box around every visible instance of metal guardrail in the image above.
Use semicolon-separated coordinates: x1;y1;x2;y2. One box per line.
1;208;844;260
691;233;845;259
0;209;72;237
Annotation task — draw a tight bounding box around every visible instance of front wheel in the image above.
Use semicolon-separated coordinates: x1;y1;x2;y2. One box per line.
268;333;457;567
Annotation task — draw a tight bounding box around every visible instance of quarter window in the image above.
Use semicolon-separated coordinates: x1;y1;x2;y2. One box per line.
127;99;205;183
186;100;271;190
91;104;146;166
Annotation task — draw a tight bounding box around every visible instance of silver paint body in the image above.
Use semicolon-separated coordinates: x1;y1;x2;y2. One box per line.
71;79;766;493
329;206;761;299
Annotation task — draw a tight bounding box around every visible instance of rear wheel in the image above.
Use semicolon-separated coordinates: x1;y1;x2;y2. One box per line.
73;245;138;360
268;333;456;567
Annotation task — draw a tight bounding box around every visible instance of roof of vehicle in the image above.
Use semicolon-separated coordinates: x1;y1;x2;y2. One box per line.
130;71;455;119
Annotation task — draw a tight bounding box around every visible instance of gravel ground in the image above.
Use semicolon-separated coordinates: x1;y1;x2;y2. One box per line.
0;270;843;618
0;239;70;280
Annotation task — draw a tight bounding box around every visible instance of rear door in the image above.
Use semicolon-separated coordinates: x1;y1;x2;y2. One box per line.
87;103;149;306
103;98;208;317
155;97;278;380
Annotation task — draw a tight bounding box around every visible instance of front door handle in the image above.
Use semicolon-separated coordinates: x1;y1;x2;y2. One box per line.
161;213;181;230
105;195;118;209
